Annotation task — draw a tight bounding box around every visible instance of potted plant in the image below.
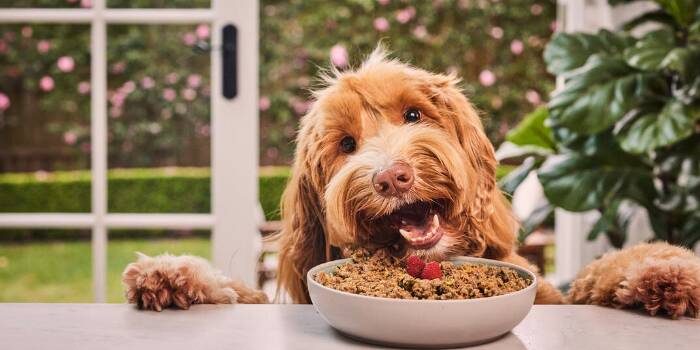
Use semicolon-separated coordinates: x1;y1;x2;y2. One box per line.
500;0;700;249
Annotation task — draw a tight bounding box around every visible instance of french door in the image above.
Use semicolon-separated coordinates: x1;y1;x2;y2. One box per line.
0;0;259;302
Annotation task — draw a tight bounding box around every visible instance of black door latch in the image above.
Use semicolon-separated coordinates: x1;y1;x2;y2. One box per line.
222;24;237;99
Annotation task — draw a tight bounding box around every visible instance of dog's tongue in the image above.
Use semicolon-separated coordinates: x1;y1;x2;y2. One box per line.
399;214;442;247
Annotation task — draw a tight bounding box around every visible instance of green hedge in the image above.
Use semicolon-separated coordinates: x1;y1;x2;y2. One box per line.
0;165;513;240
0;167;290;221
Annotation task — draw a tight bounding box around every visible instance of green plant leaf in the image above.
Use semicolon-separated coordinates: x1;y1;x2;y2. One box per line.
654;0;700;27
548;56;666;134
690;21;700;41
544;30;634;75
506;107;556;150
586;200;633;248
518;202;554;241
660;46;700;82
621;9;679;31
615;100;700;154
537;152;654;211
681;212;700;247
624;29;675;70
498;156;541;196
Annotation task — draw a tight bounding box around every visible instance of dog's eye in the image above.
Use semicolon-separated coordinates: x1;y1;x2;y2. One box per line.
340;136;357;154
403;108;421;123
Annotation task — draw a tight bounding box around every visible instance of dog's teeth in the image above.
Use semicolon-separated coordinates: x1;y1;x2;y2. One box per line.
399;229;412;240
427;231;433;238
432;214;440;228
401;220;407;225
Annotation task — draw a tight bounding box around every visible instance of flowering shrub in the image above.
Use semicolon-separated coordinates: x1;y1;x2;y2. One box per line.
0;0;555;168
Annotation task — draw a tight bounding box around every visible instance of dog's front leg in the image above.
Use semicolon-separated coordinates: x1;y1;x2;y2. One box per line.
121;253;268;311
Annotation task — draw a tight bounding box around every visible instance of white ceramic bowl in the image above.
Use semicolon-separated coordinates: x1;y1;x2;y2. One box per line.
307;256;537;348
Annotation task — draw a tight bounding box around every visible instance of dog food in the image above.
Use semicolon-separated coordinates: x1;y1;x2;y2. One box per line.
314;252;531;300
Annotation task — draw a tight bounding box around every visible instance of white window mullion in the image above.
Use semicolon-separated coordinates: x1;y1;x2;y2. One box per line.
90;0;108;303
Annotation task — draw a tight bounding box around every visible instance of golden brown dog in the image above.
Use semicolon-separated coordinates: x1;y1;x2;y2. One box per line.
123;47;700;318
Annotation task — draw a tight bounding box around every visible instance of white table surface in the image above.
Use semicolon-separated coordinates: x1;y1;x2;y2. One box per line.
0;304;697;350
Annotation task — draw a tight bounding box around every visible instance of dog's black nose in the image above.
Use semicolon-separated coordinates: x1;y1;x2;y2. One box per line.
372;162;414;197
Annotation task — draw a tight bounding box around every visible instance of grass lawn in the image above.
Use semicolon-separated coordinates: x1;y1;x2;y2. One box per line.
0;238;210;303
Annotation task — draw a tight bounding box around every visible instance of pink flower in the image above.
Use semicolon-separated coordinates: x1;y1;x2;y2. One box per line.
121;81;136;94
165;73;179;84
187;74;202;88
63;131;78;145
81;0;91;8
489;26;503;40
530;4;543;15
478;70;496;87
0;40;7;54
111;61;126;74
490;96;503;109
0;93;10;111
551;21;558;32
412;25;428;39
181;88;197;101
373;17;390;32
162;88;176;101
395;7;416;24
77;81;90;95
35;170;49;181
21;26;32;38
109;91;126;107
259;96;271;111
510;40;524;55
182;32;196;46
377;0;390;5
141;76;155;89
57;56;75;72
292;99;312;115
526;89;541;105
161;108;172;120
330;44;349;68
39;76;54;92
196;24;210;39
196;124;210;137
37;40;51;54
109;106;122;118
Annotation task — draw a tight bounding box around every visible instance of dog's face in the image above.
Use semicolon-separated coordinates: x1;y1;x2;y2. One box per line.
282;49;514;266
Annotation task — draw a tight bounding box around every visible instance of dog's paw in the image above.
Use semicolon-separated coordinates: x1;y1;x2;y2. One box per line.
615;258;700;319
122;262;174;311
122;253;238;311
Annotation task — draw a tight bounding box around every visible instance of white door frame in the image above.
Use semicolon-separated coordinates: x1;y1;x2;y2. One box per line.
0;0;259;301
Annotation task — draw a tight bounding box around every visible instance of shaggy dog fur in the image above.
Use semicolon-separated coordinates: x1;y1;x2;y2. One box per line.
122;48;700;318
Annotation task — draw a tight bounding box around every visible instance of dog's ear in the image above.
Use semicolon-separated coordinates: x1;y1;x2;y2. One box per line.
275;111;330;304
428;75;516;259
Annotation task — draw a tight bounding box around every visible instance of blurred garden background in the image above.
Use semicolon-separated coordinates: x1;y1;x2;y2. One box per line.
0;0;557;302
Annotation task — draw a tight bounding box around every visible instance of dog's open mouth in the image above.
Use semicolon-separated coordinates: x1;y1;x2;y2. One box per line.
370;201;445;250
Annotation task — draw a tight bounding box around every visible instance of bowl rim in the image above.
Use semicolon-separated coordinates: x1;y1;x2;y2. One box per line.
306;256;538;304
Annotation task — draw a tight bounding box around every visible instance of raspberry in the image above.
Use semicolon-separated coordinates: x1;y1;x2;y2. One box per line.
420;261;442;280
405;255;425;278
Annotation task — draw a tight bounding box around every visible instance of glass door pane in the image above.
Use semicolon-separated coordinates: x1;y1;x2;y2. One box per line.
0;23;91;213
0;228;92;302
106;24;211;214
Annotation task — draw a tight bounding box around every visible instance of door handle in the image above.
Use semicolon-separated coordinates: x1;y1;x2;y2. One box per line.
222;24;237;99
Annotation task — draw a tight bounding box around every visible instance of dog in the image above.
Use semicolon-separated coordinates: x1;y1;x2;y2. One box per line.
122;47;700;318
